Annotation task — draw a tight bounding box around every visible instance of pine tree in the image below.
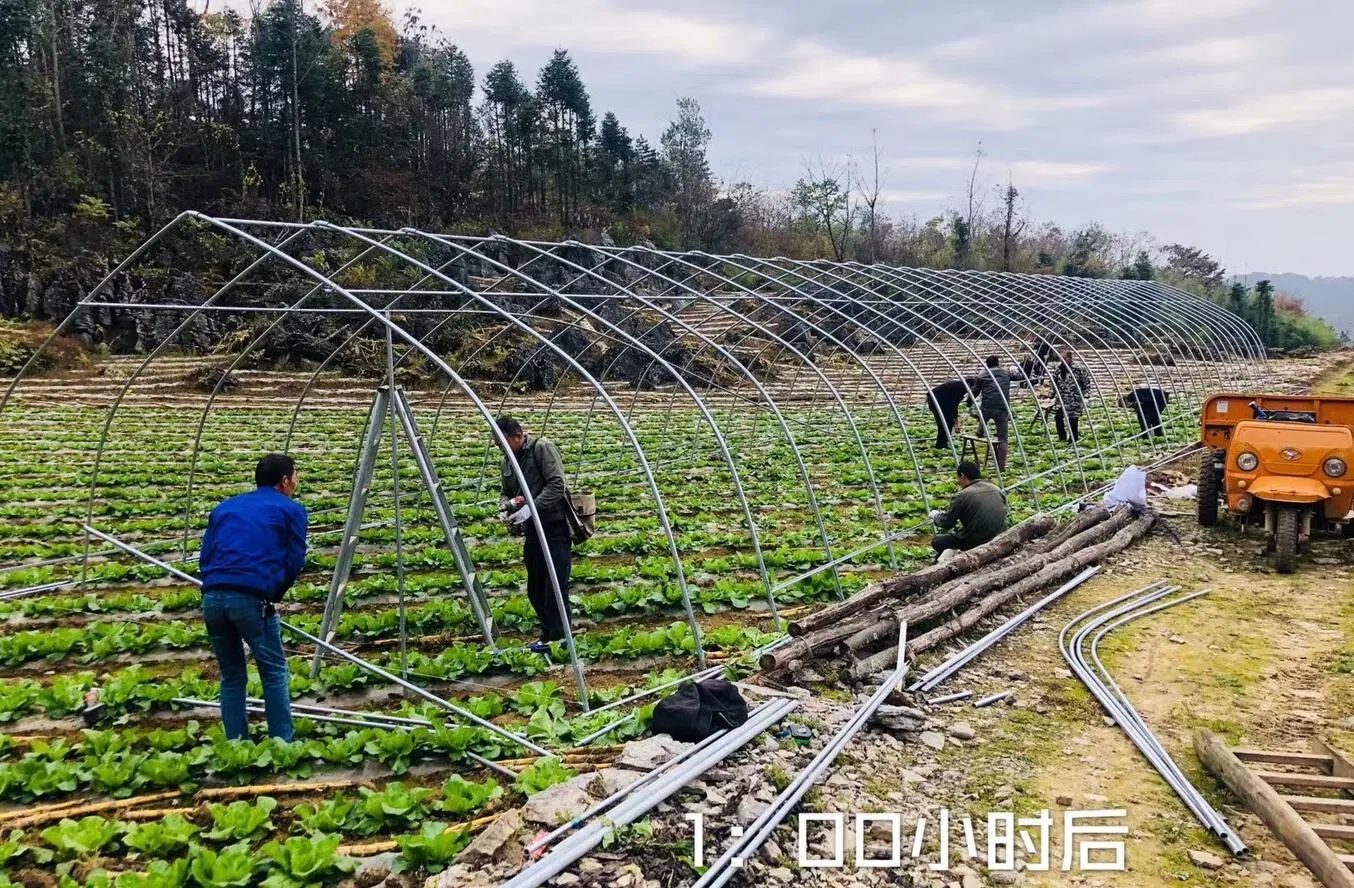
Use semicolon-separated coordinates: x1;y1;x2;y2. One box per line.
661;98;714;248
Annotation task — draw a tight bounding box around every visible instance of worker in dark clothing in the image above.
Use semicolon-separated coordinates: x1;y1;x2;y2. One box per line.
1122;388;1170;437
497;416;573;646
977;356;1013;471
926;378;980;449
929;461;1008;556
1053;349;1093;443
1018;338;1058;386
200;453;308;742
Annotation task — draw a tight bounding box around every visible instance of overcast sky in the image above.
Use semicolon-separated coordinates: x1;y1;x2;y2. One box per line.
415;0;1354;277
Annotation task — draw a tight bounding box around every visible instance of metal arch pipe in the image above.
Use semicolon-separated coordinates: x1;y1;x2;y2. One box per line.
784;259;1053;501
1057;277;1225;432
643;262;905;569
171;213;593;707
533;242;893;601
610;246;910;575
180;232;407;559
730;267;965;477
388;227;722;654
802;260;1058;490
663;251;943;529
1009;274;1200;450
934;271;1127;470
1041;277;1210;448
483;243;790;610
856;264;1067;493
70;216;322;586
1106;279;1238;394
947;270;1190;455
1084;280;1227;398
1135;279;1266;386
954;271;1186;463
921;268;1141;482
0;210;204;416
540;253;750;480
796;263;1083;484
1142;279;1261;364
711;257;969;468
599;256;777;462
565;246;871;590
612;259;810;462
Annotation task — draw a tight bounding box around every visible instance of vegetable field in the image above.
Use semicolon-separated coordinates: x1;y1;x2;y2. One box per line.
0;384;1198;886
0;223;1271;885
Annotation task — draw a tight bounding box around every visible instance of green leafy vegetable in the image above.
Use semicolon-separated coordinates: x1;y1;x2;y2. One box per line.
393;822;471;874
39;816;125;859
259;833;357;888
512;757;576;796
202;797;277;842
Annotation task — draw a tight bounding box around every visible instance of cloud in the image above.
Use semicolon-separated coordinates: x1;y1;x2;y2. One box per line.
921;0;1267;62
888;156;971;171
1174;87;1354;136
1239;164;1354;209
741;40;1009;123
879;189;949;205
1006;160;1112;185
441;0;767;66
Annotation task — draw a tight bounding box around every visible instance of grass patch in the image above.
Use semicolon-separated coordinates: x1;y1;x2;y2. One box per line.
765;763;792;793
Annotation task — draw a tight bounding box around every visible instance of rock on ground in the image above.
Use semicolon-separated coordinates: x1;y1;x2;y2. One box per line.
522;774;596;826
613;735;692;771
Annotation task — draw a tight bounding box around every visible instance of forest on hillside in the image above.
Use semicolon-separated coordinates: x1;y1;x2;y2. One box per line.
0;0;1340;355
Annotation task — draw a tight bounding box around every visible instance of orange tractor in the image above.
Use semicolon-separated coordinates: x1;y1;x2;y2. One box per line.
1198;394;1354;572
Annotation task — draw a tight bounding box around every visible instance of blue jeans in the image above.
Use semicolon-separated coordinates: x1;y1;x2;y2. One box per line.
203;589;293;741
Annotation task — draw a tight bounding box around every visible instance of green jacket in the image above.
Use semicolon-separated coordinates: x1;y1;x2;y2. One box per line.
501;436;568;524
935;480;1008;545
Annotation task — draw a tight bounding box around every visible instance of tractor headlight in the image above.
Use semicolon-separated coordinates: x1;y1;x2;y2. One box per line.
1324;457;1347;478
1236;452;1259;472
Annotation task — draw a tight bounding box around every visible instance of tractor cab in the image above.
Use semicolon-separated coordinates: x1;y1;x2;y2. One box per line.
1198;393;1354;573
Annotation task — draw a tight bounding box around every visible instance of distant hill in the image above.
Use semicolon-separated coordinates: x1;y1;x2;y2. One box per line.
1238;272;1354;334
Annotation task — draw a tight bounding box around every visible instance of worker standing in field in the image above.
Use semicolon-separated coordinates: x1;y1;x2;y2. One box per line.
200;454;308;742
929;460;1008;558
497;416;573;647
1053;348;1093;443
977;355;1012;471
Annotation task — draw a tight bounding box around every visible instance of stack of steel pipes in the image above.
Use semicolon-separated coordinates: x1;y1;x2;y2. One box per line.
1059;580;1247;856
690;624;910;888
500;699;800;888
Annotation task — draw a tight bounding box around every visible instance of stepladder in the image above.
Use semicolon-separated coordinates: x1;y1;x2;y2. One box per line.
310;386;494;677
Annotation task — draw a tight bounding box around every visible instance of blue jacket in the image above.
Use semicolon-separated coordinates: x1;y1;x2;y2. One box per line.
200;487;309;601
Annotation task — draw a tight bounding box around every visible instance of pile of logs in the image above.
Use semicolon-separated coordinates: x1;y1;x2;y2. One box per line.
761;505;1158;682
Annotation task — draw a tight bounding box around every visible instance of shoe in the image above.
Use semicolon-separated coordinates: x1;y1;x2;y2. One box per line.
528;641;553;654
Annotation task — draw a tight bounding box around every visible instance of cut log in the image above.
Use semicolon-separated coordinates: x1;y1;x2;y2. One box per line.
767;510;1134;673
1028;505;1109;554
902;514;1155;661
851;512;1154;680
788;514;1057;635
1196;729;1354;888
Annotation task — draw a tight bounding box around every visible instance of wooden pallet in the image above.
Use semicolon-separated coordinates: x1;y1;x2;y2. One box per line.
1196;730;1354;888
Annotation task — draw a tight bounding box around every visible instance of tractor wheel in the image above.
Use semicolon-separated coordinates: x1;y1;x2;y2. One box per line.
1197;449;1221;527
1275;506;1300;574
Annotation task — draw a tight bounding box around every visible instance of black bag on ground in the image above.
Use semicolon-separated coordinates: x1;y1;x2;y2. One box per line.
651;678;749;742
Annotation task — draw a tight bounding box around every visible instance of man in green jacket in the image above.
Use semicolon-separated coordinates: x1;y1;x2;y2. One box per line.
497;417;573;645
929;460;1008;557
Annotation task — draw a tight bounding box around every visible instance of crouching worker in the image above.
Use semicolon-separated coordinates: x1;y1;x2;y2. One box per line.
200;454;308;741
496;417;573;648
928;460;1008;560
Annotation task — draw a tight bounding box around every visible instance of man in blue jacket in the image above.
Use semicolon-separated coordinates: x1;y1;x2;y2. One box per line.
200;453;308;741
